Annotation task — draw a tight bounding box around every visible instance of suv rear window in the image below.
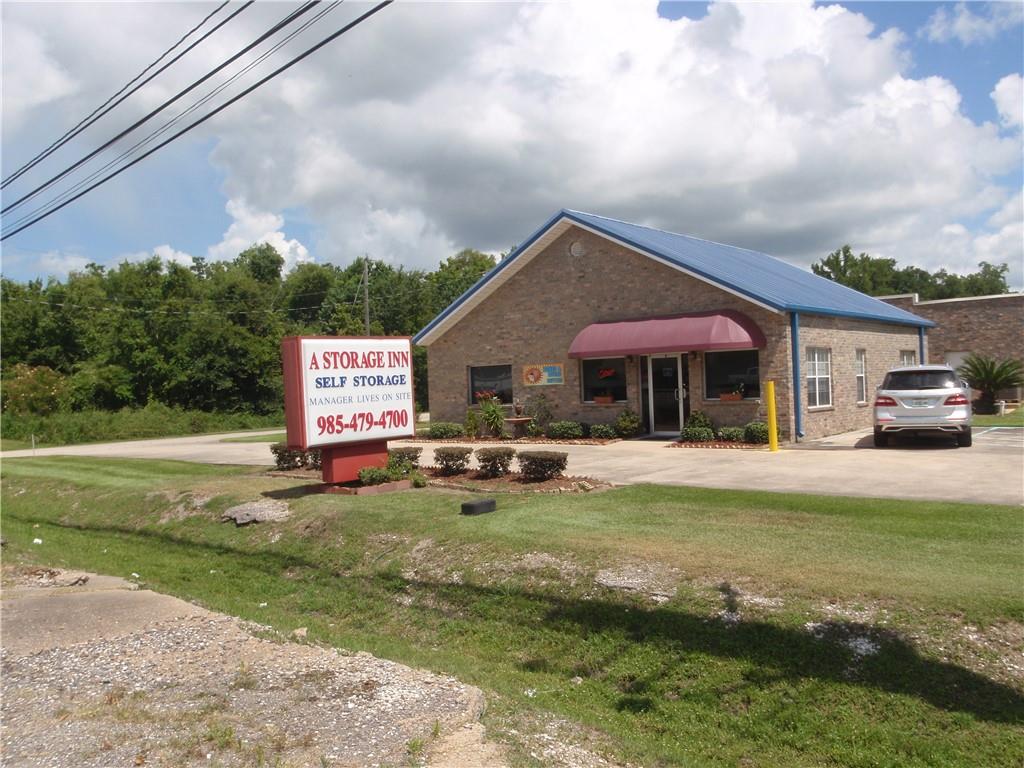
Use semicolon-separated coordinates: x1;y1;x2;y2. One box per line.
882;371;958;390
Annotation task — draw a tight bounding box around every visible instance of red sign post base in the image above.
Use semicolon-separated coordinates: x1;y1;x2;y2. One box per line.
321;440;389;484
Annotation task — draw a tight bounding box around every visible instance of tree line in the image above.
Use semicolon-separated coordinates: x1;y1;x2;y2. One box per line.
811;246;1011;299
1;240;1012;417
0;245;495;415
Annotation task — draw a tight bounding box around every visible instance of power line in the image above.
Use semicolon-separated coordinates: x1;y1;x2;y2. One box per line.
2;1;320;216
4;1;342;230
1;1;248;190
0;0;393;243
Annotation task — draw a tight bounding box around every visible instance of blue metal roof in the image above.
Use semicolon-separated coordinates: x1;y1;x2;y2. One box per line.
414;209;932;343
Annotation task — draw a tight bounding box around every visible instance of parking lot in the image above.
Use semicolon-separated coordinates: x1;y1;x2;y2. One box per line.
795;426;1024;453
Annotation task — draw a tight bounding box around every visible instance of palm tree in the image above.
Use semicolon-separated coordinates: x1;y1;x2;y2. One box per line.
956;354;1024;414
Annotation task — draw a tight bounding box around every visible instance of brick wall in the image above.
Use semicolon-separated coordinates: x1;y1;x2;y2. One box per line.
797;315;922;438
424;224;921;441
880;293;1024;365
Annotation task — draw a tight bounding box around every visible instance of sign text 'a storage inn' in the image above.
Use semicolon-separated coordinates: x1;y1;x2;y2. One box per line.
282;337;416;450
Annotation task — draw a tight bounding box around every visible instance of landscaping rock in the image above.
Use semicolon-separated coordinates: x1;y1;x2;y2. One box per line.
221;500;290;526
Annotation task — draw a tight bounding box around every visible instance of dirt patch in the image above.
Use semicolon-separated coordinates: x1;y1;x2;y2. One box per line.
594;563;680;604
4;565;92;589
2;596;485;767
425;468;609;494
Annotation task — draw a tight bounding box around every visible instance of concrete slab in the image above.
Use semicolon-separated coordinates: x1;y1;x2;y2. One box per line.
2;427;1020;505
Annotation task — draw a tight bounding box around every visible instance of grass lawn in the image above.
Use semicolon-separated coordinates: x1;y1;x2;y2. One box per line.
0;438;42;451
2;457;1021;767
973;409;1024;427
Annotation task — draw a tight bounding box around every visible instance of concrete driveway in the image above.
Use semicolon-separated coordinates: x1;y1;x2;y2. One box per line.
2;428;1021;505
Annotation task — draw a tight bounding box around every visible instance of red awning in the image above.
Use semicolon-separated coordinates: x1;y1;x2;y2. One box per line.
568;310;766;358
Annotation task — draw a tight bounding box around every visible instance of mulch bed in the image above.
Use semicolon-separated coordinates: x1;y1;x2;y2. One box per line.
669;441;767;449
403;436;618;446
424;467;610;494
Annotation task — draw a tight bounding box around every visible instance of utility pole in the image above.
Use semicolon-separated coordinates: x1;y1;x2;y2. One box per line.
362;255;370;335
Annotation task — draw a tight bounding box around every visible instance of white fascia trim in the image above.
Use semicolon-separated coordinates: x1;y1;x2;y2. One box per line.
914;292;1024;305
567;220;783;315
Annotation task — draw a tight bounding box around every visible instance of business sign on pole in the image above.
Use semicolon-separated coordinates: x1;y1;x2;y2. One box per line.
282;336;416;451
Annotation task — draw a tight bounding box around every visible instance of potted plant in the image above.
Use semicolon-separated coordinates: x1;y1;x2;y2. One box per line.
719;383;745;402
593;390;615;404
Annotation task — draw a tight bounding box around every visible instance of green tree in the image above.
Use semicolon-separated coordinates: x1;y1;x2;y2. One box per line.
235;243;285;283
956;354;1024;414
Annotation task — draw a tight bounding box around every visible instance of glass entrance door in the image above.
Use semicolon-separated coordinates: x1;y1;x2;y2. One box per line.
649;355;683;434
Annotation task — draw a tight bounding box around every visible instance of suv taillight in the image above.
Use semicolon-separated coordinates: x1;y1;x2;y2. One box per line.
944;393;969;406
874;396;898;407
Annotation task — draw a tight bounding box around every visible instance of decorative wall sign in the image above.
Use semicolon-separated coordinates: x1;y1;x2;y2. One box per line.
523;364;564;386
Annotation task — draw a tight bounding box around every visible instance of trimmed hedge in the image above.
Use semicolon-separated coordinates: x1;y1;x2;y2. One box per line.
389;446;423;468
686;410;715;431
589;424;617;439
743;421;773;444
270;443;306;470
679;426;715;442
358;466;392;486
614;408;643;438
434;446;473;475
428;422;465;439
518;450;568;481
717;426;745;443
476;447;516;477
545;420;584;440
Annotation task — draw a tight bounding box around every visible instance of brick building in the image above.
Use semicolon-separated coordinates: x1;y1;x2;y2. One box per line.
880;292;1024;400
414;210;932;441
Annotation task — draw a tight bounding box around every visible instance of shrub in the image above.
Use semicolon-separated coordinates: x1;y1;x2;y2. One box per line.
358;466;392;486
386;453;415;477
518;450;568;481
434;446;473;475
1;364;69;415
717;426;745;442
271;443;307;471
389;446;422;468
479;398;506;437
743;421;771;444
464;408;480;438
428;422;465;439
476;447;516;477
546;420;584;440
614;408;643;438
686;410;714;431
526;420;543;437
589;424;617;439
679;426;715;442
957;353;1024;414
411;472;428;488
306;448;322;470
525;393;554;430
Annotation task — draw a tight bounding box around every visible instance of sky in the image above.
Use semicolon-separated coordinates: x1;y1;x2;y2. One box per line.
1;0;1022;289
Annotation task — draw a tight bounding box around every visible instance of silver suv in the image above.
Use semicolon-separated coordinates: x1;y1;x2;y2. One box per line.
873;365;972;448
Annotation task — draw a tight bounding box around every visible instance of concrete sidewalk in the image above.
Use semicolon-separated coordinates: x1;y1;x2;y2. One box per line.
2;428;1021;505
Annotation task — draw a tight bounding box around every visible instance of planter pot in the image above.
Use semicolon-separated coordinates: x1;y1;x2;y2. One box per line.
719;392;743;402
593;395;615;404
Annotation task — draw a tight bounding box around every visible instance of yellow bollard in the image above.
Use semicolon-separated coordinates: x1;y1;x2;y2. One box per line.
766;380;779;452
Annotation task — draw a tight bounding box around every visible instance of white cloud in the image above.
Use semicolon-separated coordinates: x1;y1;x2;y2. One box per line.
992;73;1024;128
921;2;1023;45
0;20;76;131
2;0;1022;290
120;244;196;268
207;198;311;272
37;250;90;279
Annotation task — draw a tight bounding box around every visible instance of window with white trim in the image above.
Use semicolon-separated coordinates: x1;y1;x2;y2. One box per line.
900;350;917;366
855;349;867;404
806;347;832;408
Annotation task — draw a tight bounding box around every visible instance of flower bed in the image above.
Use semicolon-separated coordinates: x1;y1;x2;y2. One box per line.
401;436;618;446
669;441;767;450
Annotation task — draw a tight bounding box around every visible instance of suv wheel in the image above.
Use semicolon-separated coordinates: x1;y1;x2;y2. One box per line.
873;429;888;448
956;428;972;448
